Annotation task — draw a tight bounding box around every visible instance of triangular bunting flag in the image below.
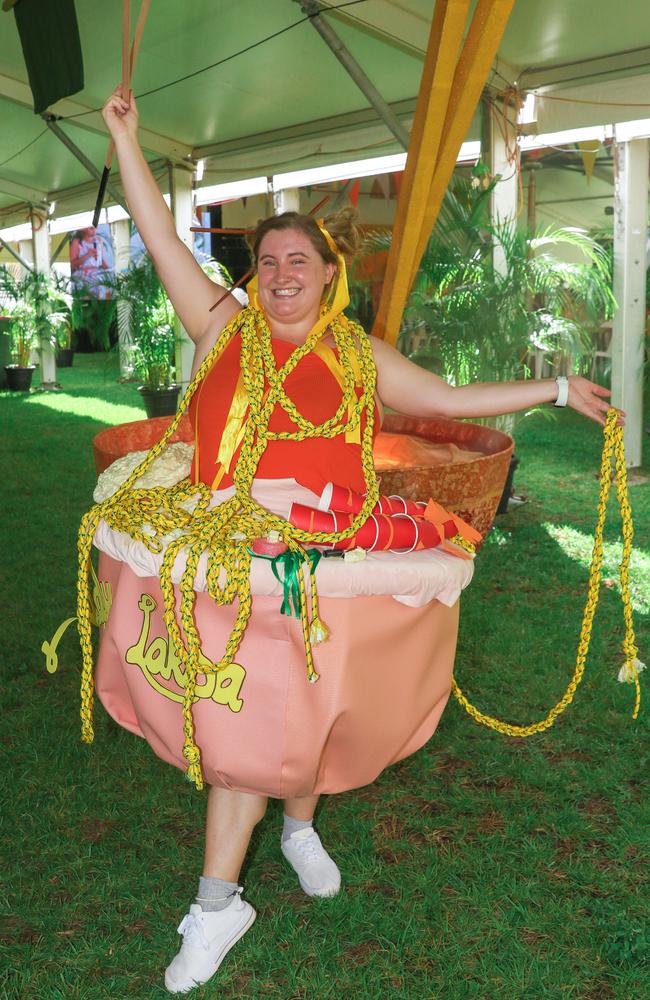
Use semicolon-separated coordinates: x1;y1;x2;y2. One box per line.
577;140;600;184
348;179;361;206
376;174;391;200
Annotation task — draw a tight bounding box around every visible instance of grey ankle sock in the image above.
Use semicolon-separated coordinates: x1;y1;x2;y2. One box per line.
195;875;240;912
282;813;313;843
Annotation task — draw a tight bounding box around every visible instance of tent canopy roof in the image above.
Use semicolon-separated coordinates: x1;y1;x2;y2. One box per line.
1;0;648;226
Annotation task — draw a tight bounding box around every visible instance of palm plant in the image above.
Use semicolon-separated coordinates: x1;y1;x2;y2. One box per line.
367;171;616;431
112;255;176;389
0;265;69;366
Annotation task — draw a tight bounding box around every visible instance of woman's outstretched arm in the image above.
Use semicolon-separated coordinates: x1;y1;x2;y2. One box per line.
371;336;622;427
102;86;240;346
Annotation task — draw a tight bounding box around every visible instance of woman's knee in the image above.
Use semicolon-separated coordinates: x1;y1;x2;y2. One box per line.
246;793;268;827
207;785;268;827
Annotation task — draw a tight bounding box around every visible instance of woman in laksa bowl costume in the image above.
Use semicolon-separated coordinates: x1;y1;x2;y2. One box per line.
88;86;615;993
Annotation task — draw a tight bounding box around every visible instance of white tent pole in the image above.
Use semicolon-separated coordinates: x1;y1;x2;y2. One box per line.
481;93;518;277
611;137;648;469
30;208;58;389
273;187;300;214
112;218;132;378
18;234;35;365
169;162;195;393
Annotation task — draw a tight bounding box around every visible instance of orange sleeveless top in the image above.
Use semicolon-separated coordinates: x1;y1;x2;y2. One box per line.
189;334;378;496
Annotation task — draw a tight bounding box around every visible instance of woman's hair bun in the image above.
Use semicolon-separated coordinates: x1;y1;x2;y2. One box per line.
321;206;364;257
248;206;365;265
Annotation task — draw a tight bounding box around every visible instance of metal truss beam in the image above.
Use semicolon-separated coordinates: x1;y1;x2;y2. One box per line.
299;0;410;150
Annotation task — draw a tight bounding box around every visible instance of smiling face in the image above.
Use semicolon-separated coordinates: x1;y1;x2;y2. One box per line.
256;227;336;332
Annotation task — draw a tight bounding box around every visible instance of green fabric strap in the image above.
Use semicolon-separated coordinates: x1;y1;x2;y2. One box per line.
13;0;84;114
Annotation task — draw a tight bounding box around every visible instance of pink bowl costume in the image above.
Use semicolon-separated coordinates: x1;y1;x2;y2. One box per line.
92;320;474;798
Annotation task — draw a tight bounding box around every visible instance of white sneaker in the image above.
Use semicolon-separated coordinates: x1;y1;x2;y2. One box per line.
164;894;256;994
281;827;341;898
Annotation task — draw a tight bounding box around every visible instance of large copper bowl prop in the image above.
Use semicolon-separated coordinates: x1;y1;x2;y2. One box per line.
93;414;194;474
93;414;513;543
377;414;513;543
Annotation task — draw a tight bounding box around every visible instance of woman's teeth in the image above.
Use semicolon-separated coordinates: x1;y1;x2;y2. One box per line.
273;288;300;297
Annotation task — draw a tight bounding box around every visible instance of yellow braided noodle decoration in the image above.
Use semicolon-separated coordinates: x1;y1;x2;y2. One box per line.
77;304;379;789
451;408;642;736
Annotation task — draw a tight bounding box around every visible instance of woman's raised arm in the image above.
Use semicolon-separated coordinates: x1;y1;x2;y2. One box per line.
102;87;241;345
370;335;622;427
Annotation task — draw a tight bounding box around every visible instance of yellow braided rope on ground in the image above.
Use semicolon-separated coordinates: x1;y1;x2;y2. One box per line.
77;306;380;789
451;408;642;735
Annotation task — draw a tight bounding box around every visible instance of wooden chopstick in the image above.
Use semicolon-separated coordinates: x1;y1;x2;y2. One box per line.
93;0;151;226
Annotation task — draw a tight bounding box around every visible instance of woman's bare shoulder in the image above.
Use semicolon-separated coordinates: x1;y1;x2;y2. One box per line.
190;300;245;375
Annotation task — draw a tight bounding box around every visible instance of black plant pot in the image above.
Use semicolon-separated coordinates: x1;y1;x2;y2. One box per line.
496;453;520;514
138;384;181;418
56;348;74;368
4;364;36;391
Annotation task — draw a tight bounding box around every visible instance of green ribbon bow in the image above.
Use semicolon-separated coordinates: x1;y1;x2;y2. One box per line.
272;547;323;618
248;546;323;618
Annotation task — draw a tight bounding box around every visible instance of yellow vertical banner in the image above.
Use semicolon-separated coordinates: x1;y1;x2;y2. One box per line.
372;0;517;346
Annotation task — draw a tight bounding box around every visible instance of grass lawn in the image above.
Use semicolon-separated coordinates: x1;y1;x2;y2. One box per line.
1;353;648;1000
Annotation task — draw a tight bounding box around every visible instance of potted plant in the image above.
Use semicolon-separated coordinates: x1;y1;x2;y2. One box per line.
52;292;76;367
75;294;117;353
0;266;69;390
4;301;39;390
0;313;11;389
397;172;615;429
55;325;74;366
113;255;179;417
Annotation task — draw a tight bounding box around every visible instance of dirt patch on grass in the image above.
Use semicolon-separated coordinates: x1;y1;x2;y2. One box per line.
466;774;519;791
79;816;118;843
626;778;642;802
580;795;618;821
229;973;253;993
401;794;445;817
434;754;472;779
375;845;411;865
554;835;580;861
474;810;506;835
518;927;552;946
277;889;311;910
348;880;400;899
544;865;570;882
124;918;152;937
0;915;43;945
542;748;593;763
579;980;615;999
373;813;409;841
372;813;428;846
425;827;460;853
160;813;202;842
343;939;384;967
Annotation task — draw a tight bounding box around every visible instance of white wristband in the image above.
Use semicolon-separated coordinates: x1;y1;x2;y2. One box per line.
554;376;569;407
